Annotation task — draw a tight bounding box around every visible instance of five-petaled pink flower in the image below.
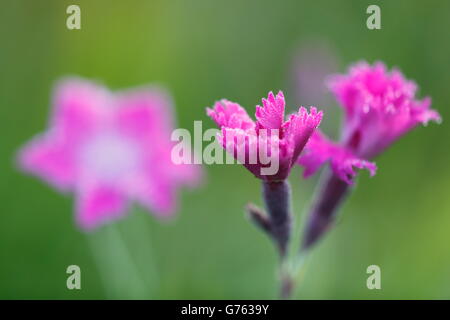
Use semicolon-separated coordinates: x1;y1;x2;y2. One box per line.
207;91;323;181
298;61;441;183
18;78;201;230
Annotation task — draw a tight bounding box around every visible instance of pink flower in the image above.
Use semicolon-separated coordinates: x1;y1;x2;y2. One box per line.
207;91;323;181
18;78;201;230
299;61;441;183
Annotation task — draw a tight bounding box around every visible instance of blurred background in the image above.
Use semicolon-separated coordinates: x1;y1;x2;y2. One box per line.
0;0;449;299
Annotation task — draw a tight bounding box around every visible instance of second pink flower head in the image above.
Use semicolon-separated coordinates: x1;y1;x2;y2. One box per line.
299;61;441;184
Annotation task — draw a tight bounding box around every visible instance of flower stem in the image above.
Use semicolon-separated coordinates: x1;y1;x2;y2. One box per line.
280;271;294;299
262;180;292;258
246;180;294;298
301;170;350;251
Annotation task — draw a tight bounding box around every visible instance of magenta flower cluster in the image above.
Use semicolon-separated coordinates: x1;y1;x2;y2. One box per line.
206;61;440;297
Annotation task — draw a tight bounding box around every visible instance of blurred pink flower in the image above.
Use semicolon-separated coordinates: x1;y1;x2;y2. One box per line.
207;91;323;181
299;61;441;183
18;78;201;230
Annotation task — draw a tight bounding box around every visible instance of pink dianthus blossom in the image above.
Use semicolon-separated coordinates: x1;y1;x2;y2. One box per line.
18;78;201;230
207;91;323;181
299;61;441;183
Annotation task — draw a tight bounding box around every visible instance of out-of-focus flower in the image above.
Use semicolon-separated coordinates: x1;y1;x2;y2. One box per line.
297;61;441;250
207;91;323;181
18;78;201;230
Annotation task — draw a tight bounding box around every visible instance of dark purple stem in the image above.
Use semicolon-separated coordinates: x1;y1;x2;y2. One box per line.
247;180;292;258
301;170;350;251
262;180;292;258
246;180;293;298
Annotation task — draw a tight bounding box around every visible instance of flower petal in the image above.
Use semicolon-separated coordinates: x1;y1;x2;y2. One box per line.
207;100;254;130
114;87;174;140
52;78;111;143
283;106;323;163
133;172;178;218
17;134;76;191
76;182;128;230
255;91;285;130
298;131;377;184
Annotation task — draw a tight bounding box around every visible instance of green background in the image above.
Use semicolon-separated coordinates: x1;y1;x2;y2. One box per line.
0;0;449;299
